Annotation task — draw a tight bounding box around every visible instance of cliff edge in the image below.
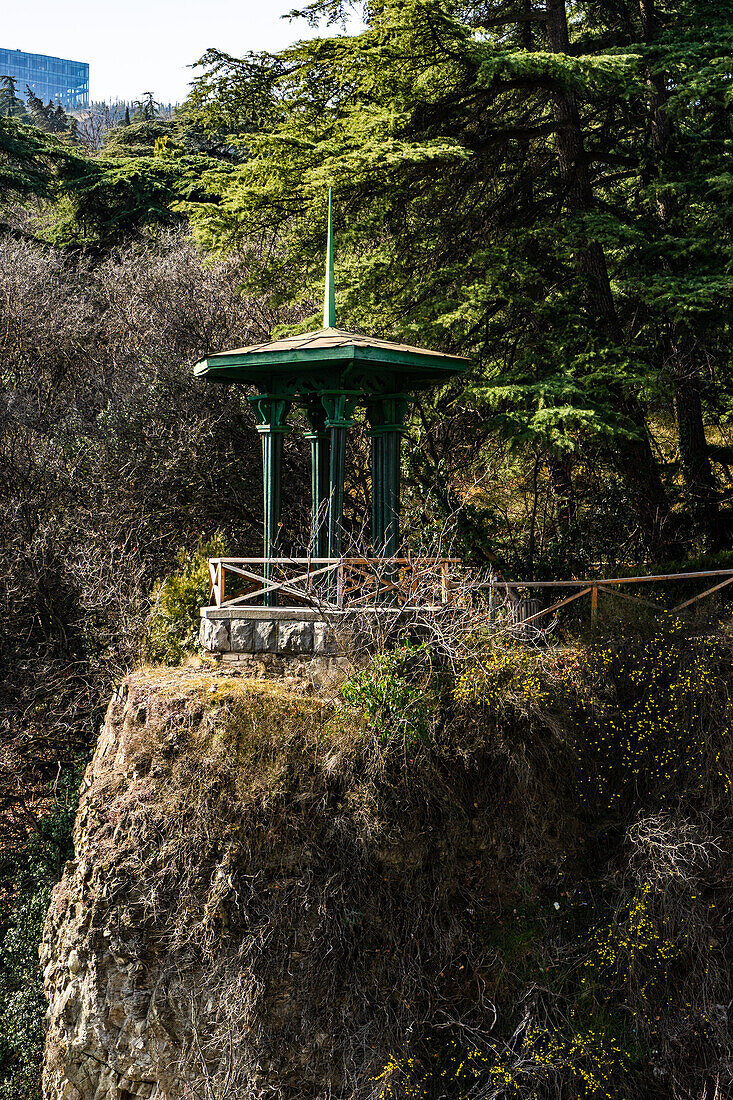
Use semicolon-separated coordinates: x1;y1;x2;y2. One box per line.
41;645;732;1100
41;666;506;1100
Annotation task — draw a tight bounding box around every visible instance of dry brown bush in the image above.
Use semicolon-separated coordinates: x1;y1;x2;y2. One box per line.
0;230;310;861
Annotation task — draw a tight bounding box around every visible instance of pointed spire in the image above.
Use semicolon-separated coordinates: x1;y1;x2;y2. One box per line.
323;187;336;329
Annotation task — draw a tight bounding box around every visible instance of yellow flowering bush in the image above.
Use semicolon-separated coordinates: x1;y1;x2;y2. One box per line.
146;531;228;664
455;616;731;813
374;1022;630;1100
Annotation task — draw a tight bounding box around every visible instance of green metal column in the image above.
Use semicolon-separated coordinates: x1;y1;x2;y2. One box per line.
368;397;408;558
250;394;292;605
370;428;385;551
329;425;347;557
304;400;331;558
383;423;402;558
321;392;358;558
367;404;384;551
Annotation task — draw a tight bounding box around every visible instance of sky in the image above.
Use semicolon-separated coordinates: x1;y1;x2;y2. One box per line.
2;1;364;105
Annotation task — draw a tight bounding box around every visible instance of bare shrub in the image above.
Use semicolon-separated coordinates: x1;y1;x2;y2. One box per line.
627;813;723;888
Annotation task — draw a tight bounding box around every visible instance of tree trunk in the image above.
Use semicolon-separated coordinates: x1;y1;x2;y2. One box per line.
639;0;721;549
544;0;673;554
549;452;575;539
671;331;721;547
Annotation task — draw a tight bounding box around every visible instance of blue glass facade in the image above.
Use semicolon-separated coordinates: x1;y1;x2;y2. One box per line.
0;48;89;108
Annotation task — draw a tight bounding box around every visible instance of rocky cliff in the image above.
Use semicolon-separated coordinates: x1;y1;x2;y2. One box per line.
41;648;733;1100
41;666;509;1100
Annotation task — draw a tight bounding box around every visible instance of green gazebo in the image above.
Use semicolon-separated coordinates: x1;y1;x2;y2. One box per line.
194;195;468;581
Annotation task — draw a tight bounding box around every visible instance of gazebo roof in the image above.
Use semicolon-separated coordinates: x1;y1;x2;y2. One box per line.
194;191;469;394
193;324;468;389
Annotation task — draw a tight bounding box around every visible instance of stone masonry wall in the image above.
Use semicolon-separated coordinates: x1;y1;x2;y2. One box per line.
199;616;340;657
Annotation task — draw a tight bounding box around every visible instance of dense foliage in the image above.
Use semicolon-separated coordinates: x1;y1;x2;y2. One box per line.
0;769;80;1100
414;616;731;1100
147;533;229;665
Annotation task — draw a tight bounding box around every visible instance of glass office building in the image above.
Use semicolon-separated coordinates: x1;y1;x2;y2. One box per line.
0;48;89;108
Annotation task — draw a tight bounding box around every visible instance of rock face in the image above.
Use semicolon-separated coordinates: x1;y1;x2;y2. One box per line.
41;666;547;1100
41;678;191;1100
41;668;396;1100
40;651;733;1100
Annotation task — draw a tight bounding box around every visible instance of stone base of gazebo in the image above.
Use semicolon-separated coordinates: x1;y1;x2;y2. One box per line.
199;607;346;658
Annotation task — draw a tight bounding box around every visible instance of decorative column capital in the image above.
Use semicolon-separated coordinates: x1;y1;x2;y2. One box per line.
302;397;328;440
249;393;293;433
366;394;409;435
320;390;360;429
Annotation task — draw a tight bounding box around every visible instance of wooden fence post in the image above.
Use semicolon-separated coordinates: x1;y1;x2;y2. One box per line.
337;560;344;609
441;561;450;605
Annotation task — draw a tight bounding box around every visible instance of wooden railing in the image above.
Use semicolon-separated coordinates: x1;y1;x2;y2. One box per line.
206;559;733;638
207;557;461;611
487;567;733;634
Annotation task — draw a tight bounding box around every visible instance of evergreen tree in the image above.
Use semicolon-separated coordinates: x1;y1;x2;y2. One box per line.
0;117;69;205
185;0;733;561
0;76;28;121
132;92;160;122
24;88;77;138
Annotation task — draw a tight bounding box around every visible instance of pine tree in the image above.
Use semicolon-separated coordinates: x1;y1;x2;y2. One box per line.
24;88;75;137
0;76;27;121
